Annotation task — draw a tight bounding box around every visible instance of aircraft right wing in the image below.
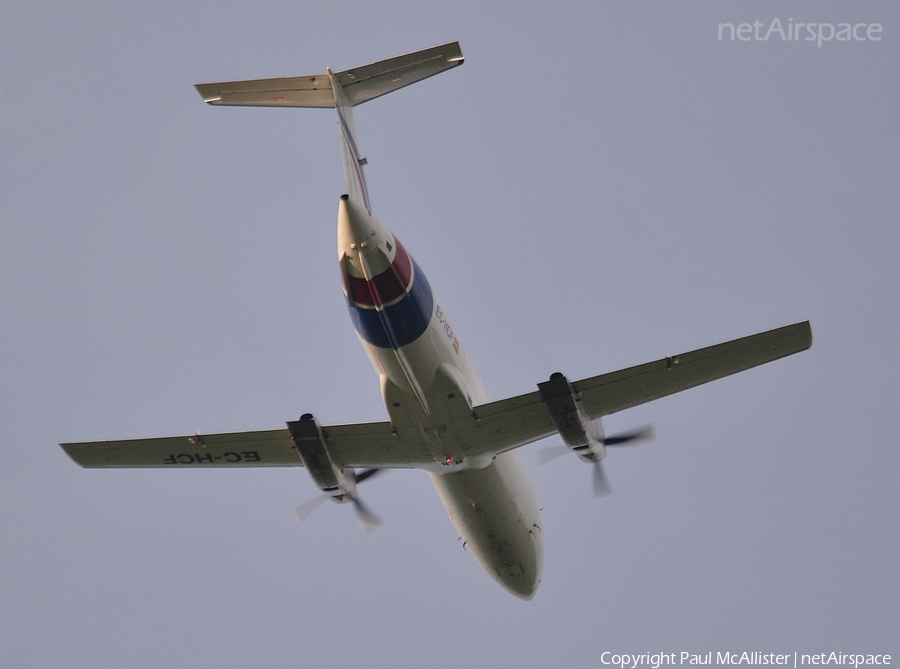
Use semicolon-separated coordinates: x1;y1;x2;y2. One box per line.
574;319;812;419
463;321;812;459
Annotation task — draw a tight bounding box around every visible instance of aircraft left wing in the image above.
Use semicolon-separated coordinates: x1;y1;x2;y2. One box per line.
60;420;431;469
61;429;299;468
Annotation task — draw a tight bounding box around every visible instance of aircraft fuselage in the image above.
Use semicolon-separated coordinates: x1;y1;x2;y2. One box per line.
337;194;544;598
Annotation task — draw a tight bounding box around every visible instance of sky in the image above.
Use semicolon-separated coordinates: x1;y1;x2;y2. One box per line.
1;1;898;667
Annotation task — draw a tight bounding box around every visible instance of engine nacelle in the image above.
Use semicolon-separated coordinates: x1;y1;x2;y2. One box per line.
286;413;357;502
537;372;606;463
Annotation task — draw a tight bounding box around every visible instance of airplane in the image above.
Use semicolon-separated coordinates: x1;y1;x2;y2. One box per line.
60;42;812;600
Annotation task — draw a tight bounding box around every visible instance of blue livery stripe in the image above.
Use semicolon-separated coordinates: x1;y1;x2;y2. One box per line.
347;259;433;349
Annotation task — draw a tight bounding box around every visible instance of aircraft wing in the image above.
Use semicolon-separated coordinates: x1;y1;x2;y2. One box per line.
574;319;812;419
61;428;299;468
61;322;810;469
60;421;431;469
464;321;813;459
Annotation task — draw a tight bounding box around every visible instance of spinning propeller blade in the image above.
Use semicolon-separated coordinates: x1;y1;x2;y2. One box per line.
352;497;382;531
352;468;385;531
355;467;384;484
593;461;611;498
604;424;656;446
292;494;329;525
292;468;385;529
538;424;655;498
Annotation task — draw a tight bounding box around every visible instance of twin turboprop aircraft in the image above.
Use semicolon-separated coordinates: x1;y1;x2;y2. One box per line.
61;42;812;599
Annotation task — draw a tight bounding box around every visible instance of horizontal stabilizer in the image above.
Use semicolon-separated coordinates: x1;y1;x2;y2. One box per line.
194;41;463;108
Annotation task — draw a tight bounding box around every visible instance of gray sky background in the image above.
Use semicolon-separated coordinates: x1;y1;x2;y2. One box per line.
2;1;897;667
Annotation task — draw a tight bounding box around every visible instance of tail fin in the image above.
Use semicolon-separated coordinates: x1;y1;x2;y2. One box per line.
194;42;464;210
328;69;370;209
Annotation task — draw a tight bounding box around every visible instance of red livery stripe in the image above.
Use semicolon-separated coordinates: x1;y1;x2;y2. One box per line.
343;239;412;309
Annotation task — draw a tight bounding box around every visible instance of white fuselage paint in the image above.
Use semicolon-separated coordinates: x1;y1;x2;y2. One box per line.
338;198;543;598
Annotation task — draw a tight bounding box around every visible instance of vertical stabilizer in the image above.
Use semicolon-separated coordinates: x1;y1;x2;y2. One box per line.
193;41;464;213
329;70;371;211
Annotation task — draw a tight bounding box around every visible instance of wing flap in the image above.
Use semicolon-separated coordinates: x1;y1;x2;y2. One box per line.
322;421;433;468
468;391;557;458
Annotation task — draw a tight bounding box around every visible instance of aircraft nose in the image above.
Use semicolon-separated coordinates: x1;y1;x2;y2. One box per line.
497;539;543;600
503;569;541;600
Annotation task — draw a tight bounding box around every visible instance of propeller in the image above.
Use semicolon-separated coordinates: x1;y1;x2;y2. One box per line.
602;424;655;446
538;423;655;497
292;467;386;531
593;461;611;498
292;494;330;524
350;496;382;532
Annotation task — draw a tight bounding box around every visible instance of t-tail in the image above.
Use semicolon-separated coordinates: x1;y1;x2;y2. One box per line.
194;42;464;212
